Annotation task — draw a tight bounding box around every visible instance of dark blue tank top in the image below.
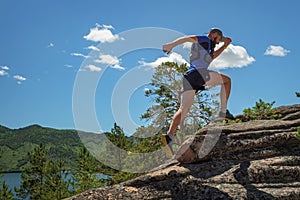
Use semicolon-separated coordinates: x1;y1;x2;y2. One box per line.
188;36;213;71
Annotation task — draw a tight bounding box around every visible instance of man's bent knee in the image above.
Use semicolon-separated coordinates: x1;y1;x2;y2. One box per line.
219;74;230;83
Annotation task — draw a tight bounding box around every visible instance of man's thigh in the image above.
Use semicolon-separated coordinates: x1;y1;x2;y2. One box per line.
205;71;224;86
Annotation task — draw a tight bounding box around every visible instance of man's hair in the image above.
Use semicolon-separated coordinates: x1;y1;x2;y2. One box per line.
209;28;226;42
209;28;223;37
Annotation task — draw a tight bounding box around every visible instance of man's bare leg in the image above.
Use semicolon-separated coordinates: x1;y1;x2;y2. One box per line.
205;72;231;112
168;90;195;136
162;89;195;156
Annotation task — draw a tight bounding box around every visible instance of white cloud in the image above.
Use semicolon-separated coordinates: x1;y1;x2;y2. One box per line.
83;24;122;43
1;66;9;70
210;44;255;70
95;54;119;65
13;75;26;81
82;65;102;72
85;45;100;51
264;45;290;57
13;75;26;84
71;52;89;59
138;44;254;71
139;52;188;68
0;66;27;84
47;43;54;48
64;64;73;68
0;66;9;76
101;24;114;29
0;70;7;76
110;64;125;70
95;54;125;70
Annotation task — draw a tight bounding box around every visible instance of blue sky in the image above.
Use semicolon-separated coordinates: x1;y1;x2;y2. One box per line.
1;0;300;134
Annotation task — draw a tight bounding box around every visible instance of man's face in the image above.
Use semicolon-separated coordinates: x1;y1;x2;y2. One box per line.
211;33;222;44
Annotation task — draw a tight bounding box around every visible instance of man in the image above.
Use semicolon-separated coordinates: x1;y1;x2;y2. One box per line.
161;28;234;155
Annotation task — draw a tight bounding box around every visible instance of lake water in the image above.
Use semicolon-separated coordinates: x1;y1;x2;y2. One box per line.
1;172;110;199
0;172;21;198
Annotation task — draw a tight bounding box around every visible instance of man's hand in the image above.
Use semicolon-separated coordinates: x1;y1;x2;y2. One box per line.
213;37;232;59
224;37;232;47
162;43;173;54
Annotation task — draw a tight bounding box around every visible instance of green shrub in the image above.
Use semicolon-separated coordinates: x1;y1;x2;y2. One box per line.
296;127;300;141
242;99;281;121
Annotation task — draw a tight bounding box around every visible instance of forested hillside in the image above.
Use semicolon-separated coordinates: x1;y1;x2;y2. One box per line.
0;124;85;172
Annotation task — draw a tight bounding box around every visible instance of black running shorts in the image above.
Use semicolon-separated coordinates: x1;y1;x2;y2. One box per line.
183;68;212;92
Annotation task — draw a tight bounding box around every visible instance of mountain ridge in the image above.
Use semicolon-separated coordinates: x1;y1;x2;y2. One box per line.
0;124;87;172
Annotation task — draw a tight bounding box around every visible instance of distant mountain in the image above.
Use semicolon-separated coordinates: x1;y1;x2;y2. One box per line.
0;124;95;172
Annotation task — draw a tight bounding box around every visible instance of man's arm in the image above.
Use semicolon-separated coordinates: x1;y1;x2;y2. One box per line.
212;37;232;59
162;35;198;53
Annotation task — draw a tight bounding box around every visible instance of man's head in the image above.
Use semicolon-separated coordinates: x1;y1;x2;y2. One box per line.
208;28;226;44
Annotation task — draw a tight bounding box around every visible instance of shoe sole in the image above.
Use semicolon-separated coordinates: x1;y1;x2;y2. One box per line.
161;134;174;157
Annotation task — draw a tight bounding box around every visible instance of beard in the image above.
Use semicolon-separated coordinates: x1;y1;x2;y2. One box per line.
213;37;219;44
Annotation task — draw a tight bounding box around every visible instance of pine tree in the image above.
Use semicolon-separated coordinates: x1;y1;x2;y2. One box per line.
242;99;281;121
71;147;105;194
141;62;217;131
15;144;48;199
0;181;15;200
106;123;132;170
124;133;165;173
43;158;71;199
141;62;187;124
0;168;15;200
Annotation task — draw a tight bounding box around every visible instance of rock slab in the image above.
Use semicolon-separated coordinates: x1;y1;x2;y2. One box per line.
66;104;300;200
